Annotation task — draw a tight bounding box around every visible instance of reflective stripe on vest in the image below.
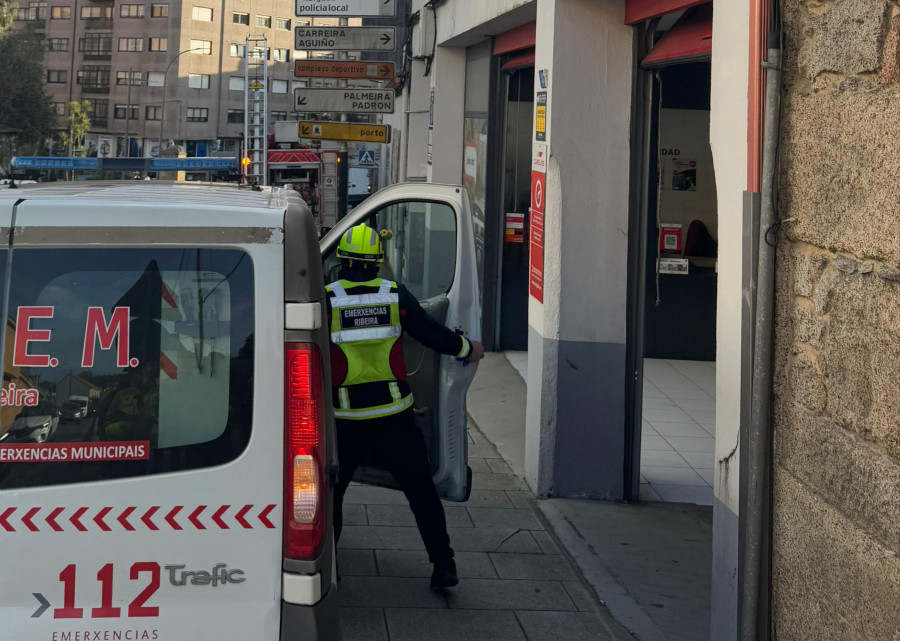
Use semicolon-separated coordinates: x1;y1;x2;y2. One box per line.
333;393;413;420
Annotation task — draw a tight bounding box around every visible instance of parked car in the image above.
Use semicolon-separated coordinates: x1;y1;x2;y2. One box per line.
0;402;60;443
59;397;88;421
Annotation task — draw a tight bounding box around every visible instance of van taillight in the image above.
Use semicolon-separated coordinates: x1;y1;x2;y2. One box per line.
284;343;326;560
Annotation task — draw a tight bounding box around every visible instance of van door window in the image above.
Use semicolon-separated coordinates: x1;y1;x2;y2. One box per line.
0;248;254;489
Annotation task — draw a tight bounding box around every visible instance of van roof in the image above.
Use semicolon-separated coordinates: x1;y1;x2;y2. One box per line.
0;181;288;210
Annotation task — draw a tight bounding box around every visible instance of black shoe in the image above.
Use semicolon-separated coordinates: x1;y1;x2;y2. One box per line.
430;558;458;588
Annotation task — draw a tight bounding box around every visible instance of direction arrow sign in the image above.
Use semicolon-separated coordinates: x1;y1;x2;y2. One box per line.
295;0;395;17
294;60;394;80
295;88;395;114
298;121;391;143
295;26;395;51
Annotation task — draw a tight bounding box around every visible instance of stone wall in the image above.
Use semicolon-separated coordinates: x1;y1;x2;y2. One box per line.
775;0;900;638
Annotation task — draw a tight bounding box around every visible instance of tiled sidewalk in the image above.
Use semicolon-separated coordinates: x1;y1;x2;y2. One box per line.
336;423;633;641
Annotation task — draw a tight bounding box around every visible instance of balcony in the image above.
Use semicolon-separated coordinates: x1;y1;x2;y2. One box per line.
80;84;110;95
83;51;112;61
83;18;113;30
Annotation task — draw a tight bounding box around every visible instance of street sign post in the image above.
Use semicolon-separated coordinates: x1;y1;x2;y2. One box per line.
294;26;395;51
294;60;394;80
295;0;396;17
298;121;392;143
295;88;395;113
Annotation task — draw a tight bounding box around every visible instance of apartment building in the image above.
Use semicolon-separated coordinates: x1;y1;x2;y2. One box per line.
12;0;337;161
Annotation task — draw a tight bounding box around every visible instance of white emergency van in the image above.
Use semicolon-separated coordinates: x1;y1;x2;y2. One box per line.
0;182;480;640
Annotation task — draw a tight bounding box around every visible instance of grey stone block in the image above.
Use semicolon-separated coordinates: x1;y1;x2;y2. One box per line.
447;489;513;508
367;504;473;528
468;457;492;473
344;485;409;505
338;525;425;551
472;472;528;491
337;549;378;577
338;607;388;641
385;608;527;641
515;611;616;641
506;491;535;509
375;550;498;579
470;443;502;459
561;581;600;613
468;507;544;531
487;458;514;474
490;553;576;581
468;428;490;445
801;0;891;79
444;579;576;611
342;503;368;526
446;527;541;554
532;530;560;554
335;576;447;608
495;530;543;554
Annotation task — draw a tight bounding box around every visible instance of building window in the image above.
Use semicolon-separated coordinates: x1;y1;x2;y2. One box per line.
190;40;212;55
256;15;271;28
53;102;66;116
115;70;143;86
145;106;162;121
47;69;67;83
274;49;289;62
192;6;212;21
227;110;244;124
271;111;287;121
275;17;290;30
114;104;139;120
120;4;145;18
50;6;71;19
118;38;143;52
89;99;109;121
228;77;245;91
271;79;287;94
80;5;111;19
150;4;167;17
78;66;111;90
79;34;113;57
46;37;69;52
232;12;249;25
186;108;208;122
188;74;210;89
229;44;245;58
147;71;164;86
149;37;167;52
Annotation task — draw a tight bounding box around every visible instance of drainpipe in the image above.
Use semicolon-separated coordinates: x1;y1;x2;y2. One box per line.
741;26;782;641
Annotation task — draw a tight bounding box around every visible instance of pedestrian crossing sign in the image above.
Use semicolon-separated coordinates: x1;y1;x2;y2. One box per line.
357;149;376;167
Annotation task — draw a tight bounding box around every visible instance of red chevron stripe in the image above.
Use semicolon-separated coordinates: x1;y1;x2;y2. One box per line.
212;505;230;530
46;507;64;532
117;506;136;531
165;506;183;530
94;507;113;532
0;507;15;532
188;505;207;530
22;507;40;532
141;506;160;531
235;505;253;529
70;507;88;532
258;504;276;529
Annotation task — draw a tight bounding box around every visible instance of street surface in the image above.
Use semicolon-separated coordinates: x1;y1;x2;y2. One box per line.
336;422;634;641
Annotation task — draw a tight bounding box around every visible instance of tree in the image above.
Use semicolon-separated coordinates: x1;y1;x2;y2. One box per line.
0;1;13;35
0;27;55;172
59;100;92;156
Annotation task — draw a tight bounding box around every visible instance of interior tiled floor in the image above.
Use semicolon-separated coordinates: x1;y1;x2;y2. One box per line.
640;359;716;505
501;352;716;506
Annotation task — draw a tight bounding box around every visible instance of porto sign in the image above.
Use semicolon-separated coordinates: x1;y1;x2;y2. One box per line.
294;60;394;80
298;121;391;143
295;0;396;17
294;88;395;113
295;26;395;51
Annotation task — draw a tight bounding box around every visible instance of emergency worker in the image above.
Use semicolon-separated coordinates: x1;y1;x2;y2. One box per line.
327;223;484;588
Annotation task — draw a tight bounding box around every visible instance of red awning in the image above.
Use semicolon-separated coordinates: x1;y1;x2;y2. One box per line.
625;0;711;25
502;50;535;71
641;3;712;67
267;150;320;165
493;21;536;56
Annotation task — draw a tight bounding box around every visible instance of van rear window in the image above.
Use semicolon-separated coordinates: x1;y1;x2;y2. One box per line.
0;248;254;488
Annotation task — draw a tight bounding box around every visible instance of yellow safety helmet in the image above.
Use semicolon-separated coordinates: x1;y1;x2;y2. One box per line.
337;223;384;262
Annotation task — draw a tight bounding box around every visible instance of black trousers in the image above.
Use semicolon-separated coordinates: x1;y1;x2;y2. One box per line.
333;408;454;563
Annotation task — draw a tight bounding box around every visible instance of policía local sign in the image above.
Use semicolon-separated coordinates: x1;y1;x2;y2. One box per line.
295;88;394;113
295;26;395;51
294;60;394;80
295;0;396;16
298;121;391;143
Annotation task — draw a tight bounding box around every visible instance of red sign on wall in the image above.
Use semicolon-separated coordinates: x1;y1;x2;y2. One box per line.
529;144;547;302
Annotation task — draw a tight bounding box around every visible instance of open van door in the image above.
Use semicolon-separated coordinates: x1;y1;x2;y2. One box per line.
321;183;480;502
